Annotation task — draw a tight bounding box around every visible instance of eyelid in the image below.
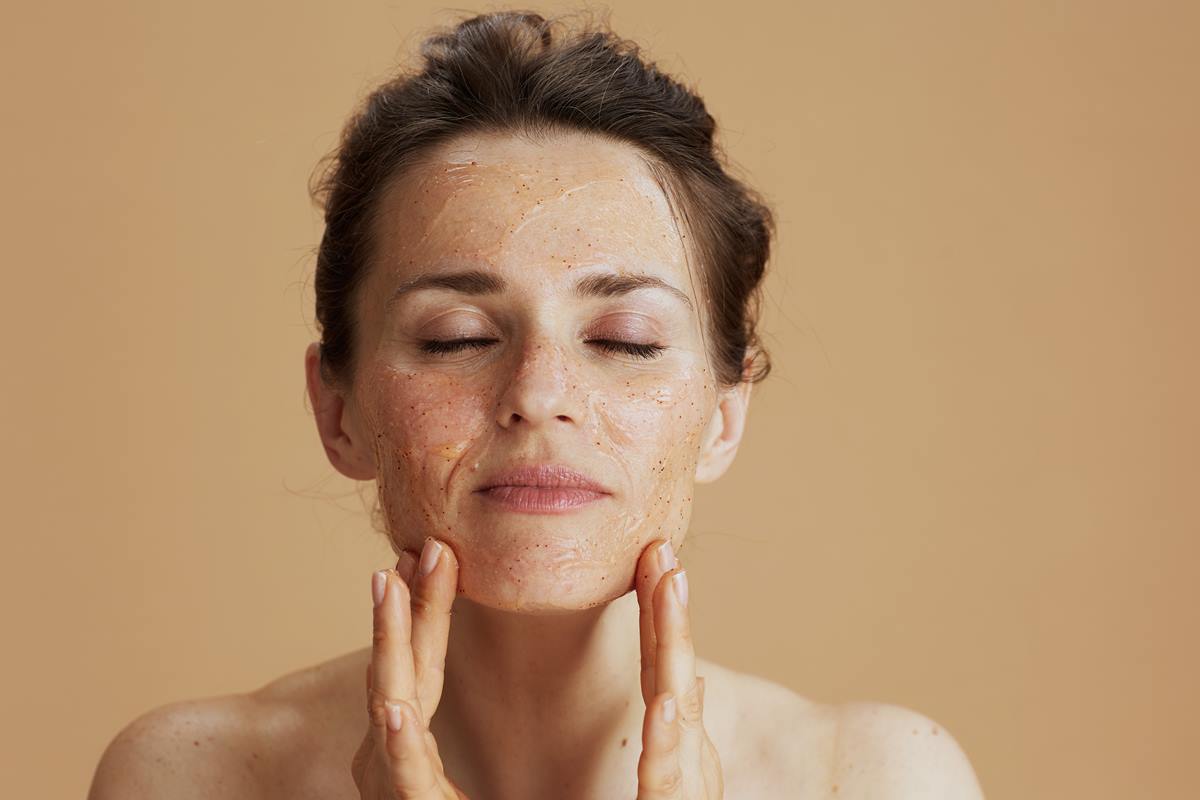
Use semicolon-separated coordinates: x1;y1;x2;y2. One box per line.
588;311;664;337
415;309;497;338
417;336;666;360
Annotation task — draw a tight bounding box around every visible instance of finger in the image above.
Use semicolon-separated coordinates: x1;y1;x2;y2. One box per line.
396;549;419;585
369;568;419;744
653;566;698;718
637;691;683;799
408;537;459;723
381;698;447;799
654;565;705;786
699;701;725;798
367;666;448;777
636;539;677;706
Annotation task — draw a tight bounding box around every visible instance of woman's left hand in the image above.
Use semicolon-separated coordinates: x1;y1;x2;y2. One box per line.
634;539;724;798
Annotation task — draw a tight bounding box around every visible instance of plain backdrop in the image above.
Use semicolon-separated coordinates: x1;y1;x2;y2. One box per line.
2;1;1196;797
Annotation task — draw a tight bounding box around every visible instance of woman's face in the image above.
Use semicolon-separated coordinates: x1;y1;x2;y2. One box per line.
333;130;740;613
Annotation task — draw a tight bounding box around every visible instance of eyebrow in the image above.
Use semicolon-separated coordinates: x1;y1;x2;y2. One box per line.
385;268;693;310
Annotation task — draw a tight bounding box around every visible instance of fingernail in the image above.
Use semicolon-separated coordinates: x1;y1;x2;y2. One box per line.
663;695;677;723
386;702;404;732
672;570;689;608
372;570;388;607
656;540;676;572
419;538;444;578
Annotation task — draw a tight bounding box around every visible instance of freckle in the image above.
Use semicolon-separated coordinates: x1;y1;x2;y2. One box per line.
932;726;939;735
193;740;200;746
621;737;628;747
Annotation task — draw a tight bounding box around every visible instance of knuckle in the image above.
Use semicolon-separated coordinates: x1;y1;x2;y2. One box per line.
654;766;684;795
366;687;393;726
409;594;437;618
678;681;705;723
417;656;447;682
371;626;390;648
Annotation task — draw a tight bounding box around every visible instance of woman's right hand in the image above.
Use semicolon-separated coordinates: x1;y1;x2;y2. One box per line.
351;537;468;799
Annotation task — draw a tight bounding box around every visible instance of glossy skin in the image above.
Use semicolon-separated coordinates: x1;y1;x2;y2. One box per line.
316;130;742;613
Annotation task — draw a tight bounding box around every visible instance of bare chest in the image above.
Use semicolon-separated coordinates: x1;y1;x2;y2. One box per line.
261;711;833;800
265;752;829;800
251;653;835;799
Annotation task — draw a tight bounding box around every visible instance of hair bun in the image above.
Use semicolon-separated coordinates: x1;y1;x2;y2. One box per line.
420;10;553;66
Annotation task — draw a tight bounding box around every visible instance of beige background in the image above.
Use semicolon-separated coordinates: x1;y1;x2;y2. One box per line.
2;1;1196;797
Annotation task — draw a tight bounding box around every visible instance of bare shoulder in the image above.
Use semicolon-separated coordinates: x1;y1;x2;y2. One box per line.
695;660;985;799
88;651;367;800
830;700;986;799
87;693;268;799
695;658;839;797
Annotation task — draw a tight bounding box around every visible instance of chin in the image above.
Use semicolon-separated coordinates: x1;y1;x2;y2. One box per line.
448;532;641;613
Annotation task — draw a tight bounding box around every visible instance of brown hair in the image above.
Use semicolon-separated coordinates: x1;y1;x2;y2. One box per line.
310;9;774;389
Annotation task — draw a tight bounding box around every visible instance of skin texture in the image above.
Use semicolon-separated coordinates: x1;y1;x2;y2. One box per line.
325;130;739;613
304;130;752;797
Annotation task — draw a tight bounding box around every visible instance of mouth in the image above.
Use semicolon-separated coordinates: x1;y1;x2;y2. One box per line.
473;463;612;514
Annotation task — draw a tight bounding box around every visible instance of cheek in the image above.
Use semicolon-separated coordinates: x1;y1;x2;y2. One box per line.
599;370;710;465
374;371;486;451
362;367;491;515
593;374;711;525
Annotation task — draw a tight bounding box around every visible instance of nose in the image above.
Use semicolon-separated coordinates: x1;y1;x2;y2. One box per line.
494;337;584;429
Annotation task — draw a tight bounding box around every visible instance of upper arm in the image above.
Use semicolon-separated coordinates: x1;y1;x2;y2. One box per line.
87;697;264;800
832;701;986;799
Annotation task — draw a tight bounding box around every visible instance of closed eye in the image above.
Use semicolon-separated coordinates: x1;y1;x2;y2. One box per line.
587;339;665;359
418;337;497;355
417;338;665;359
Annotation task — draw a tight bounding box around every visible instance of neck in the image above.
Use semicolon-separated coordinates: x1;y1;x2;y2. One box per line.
430;589;646;799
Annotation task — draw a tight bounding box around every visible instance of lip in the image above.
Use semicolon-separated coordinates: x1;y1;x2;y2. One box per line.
475;463;611;493
477;485;609;514
474;463;611;514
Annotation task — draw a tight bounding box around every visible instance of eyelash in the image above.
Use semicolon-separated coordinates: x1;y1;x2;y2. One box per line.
418;337;665;360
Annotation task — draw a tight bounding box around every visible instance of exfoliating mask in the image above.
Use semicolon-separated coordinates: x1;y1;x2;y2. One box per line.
349;131;719;612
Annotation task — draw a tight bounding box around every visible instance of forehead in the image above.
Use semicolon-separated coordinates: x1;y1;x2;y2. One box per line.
368;131;691;288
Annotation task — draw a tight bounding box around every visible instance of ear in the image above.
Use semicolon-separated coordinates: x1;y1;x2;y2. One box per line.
304;342;376;481
694;376;754;484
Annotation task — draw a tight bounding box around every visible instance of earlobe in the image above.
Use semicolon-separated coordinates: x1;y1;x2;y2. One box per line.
304;342;376;481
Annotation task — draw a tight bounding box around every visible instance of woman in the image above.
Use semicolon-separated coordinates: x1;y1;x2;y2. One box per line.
89;10;983;799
